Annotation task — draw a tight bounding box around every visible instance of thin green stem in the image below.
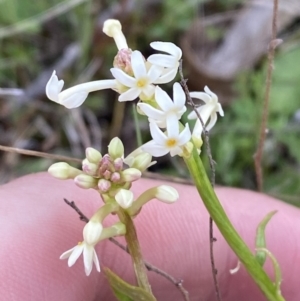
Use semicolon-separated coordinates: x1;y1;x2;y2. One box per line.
184;148;285;301
117;208;153;295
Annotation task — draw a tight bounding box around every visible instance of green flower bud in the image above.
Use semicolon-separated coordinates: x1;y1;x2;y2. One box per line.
115;189;134;209
48;162;81;179
85;147;102;164
121;168;141;182
108;137;124;159
74;174;97;189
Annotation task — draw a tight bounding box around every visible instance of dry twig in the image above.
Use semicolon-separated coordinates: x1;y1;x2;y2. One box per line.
0;145;81;164
254;0;279;191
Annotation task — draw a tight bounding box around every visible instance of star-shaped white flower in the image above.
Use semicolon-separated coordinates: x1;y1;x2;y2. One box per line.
46;71;117;109
60;221;103;276
60;242;100;276
188;86;224;137
142;115;191;157
138;82;186;127
110;51;163;102
147;42;182;84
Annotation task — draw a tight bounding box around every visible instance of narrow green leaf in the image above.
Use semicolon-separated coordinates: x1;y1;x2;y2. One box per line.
104;267;157;301
255;210;277;266
256;248;282;295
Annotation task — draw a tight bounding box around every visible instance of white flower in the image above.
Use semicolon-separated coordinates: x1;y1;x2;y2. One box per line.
110;51;163;102
147;42;182;84
46;71;117;109
188;86;224;132
60;242;100;276
142;115;191;157
138;82;186;127
60;221;103;276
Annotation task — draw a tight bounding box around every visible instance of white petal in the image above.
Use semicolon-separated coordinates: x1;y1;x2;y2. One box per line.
204;86;217;101
155;86;173;112
131;51;147;79
147;54;177;68
83;245;94;276
199;104;214;125
217;103;224;116
66;245;84;267
46;70;64;102
60;246;76;260
111;68;135;87
190;92;211;104
192;119;203;138
173;82;186;109
150;42;182;59
119;88;140;102
148;118;166;128
137;103;164;120
170;146;183;157
166;114;179;138
93;249;101;272
178;123;192;145
142;141;169;157
61;91;88;108
142;84;155;98
147;65;163;83
153;67;178;84
187;108;199;120
149;122;166;145
206;113;217;131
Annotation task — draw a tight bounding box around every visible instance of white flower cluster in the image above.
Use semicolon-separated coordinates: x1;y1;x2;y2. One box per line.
46;19;225;275
45;19;224;157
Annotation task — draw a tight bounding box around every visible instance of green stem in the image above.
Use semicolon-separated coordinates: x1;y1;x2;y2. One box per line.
184;148;285;301
117;208;153;295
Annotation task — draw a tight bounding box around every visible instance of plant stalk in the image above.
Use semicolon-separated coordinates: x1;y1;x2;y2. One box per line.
117;208;153;294
184;148;285;301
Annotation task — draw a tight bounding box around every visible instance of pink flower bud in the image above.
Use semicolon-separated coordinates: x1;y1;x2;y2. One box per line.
98;179;111;193
111;172;121;182
114;158;123;171
82;159;98;176
113;49;133;75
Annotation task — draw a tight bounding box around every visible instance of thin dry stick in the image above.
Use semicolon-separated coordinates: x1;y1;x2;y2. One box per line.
0;144;192;184
254;0;279;192
63;198;190;301
179;61;221;301
0;145;81;163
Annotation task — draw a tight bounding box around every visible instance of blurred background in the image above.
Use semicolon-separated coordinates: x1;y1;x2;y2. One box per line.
0;0;299;205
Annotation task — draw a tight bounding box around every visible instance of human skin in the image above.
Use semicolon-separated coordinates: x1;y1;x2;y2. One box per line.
0;172;299;301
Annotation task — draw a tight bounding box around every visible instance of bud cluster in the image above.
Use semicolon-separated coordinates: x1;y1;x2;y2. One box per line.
48;136;180;276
